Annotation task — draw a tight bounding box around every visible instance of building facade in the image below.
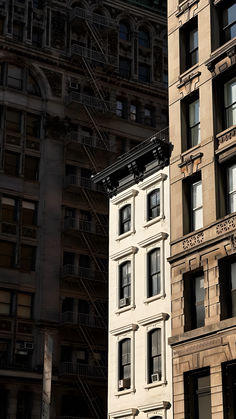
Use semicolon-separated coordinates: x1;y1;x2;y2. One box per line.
168;0;236;417
93;131;172;419
0;0;168;417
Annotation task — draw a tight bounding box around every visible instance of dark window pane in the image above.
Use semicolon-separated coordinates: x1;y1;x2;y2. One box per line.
1;197;17;223
24;156;39;181
138;29;150;48
26;114;40;137
13;23;24;41
120;262;131;302
17;293;32;319
119;22;130;41
6;109;21;132
20;245;36;271
138;64;150;82
148;189;160;220
0;241;15;268
120;205;131;234
27;75;41;96
16;391;33;419
7;65;23;90
119;57;131;78
184;369;211;419
148;249;160;297
0;290;11;315
4;152;20;176
222;3;236;43
22;201;37;226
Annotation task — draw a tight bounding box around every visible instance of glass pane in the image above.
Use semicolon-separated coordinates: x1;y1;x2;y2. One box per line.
223;4;236;27
18;294;31;306
226;103;236;128
189;27;198;51
0;291;10;304
231;263;236;290
7;65;23;89
197;375;211;419
17;306;31;318
224;79;236;108
193;208;203;230
152;273;161;295
228;164;236;194
0;304;10;315
189;99;199;126
192;181;202;208
195;275;205;302
190;124;200;147
231;289;236;317
196;304;205;327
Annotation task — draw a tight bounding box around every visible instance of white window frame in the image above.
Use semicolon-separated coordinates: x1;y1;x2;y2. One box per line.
191;179;203;231
110;323;138;396
110;246;138;314
138;232;168;303
112;189;138;241
138;313;168;389
138;401;171;419
139;172;167;228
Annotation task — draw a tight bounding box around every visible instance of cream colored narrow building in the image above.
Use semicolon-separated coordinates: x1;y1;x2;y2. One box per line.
168;0;236;417
93;130;172;419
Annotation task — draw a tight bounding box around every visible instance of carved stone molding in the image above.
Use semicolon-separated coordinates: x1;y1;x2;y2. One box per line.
216;217;236;235
182;232;204;250
217;126;236;147
175;0;199;17
179;152;203;177
177;70;201;89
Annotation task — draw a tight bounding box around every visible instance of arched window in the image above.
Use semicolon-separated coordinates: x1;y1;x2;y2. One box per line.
148;248;160;297
148;328;162;383
119;204;131;234
147;189;160;220
119;338;131;390
119;21;130;41
119;261;131;307
138;28;150;48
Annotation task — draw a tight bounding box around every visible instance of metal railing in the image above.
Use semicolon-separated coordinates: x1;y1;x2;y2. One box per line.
64;218;108;236
65;91;116;114
70;6;115;28
64;174;105;192
59;362;106;378
61;311;107;329
66;132;110;151
71;44;117;67
62;265;107;282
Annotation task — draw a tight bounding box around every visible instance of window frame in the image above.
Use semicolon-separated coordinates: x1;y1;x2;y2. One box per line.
119;261;131;308
138;28;150;48
118;338;131;389
184;270;205;332
147;248;161;298
119;21;130;41
221;1;236;45
184;367;211;419
147;188;161;221
190;179;203;232
119;204;131;235
148;328;162;383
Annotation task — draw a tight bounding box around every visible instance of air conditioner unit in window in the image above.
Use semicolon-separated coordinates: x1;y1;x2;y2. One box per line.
119;297;130;308
118;378;130;389
23;342;34;350
151;372;161;382
69;81;79;90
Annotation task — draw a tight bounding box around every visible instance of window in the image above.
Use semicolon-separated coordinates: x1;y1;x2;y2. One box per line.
119;22;130;41
20;245;36;271
116;100;125;118
119;204;131;234
16;391;33;419
4;151;20;177
17;293;32;319
119;262;131;307
7;65;23;90
119;57;131;78
221;1;236;44
180;17;198;73
219;260;236;320
26;114;40;137
32;27;43;47
22;201;37;226
227;163;236;214
184;368;211;419
1;197;17;224
188;97;200;148
6;109;21;132
148;189;160;220
0;290;11;315
191;180;203;231
130;104;137;121
138;28;150;48
184;272;205;331
27;75;41;96
119;339;131;390
138;64;150;82
0;241;15;268
148;328;162;383
13;23;24;41
224;78;236;129
144;107;153;126
24;156;39;181
148;249;160;297
222;360;236;418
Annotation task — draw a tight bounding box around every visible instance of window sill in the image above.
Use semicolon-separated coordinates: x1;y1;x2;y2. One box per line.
143;215;164;229
216;125;236;153
115;304;135;315
115;388;136;397
144;293;165;304
144;380;166;390
116;230;135;242
178;62;199;81
181;142;201;157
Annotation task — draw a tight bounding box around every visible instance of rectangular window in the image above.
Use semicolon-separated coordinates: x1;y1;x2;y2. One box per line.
26;114;40;137
180;17;198;73
1;197;17;224
24;156;39;181
191;180;203;231
148;328;162;383
130;104;137;121
221;1;236;44
4;152;20;177
119;338;131;390
219;259;236;320
188;98;200;148
119;205;131;234
22;201;37;226
17;293;32;319
187;26;198;69
148;249;161;297
116;100;124;118
184;368;211;419
119;262;131;307
119;57;131;79
138;64;150;82
13;23;24;41
184;272;205;331
0;241;15;268
0;290;11;315
7;65;23;90
227;163;236;214
224;78;236;129
32;27;43;47
144;107;152;126
6;109;21;132
20;245;36;272
16;391;33;419
222;361;236;418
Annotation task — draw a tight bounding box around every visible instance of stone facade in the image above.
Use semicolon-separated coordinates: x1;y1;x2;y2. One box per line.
168;0;236;417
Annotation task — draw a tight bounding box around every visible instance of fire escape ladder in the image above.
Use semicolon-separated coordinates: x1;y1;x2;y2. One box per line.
77;323;107;374
80;231;107;278
80;275;107;322
83;105;109;149
76;376;105;419
82;143;98;173
81;57;108;108
81;187;107;236
86;21;106;58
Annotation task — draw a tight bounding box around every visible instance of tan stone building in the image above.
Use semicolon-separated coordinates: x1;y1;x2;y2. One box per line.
168;0;236;417
0;0;168;417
